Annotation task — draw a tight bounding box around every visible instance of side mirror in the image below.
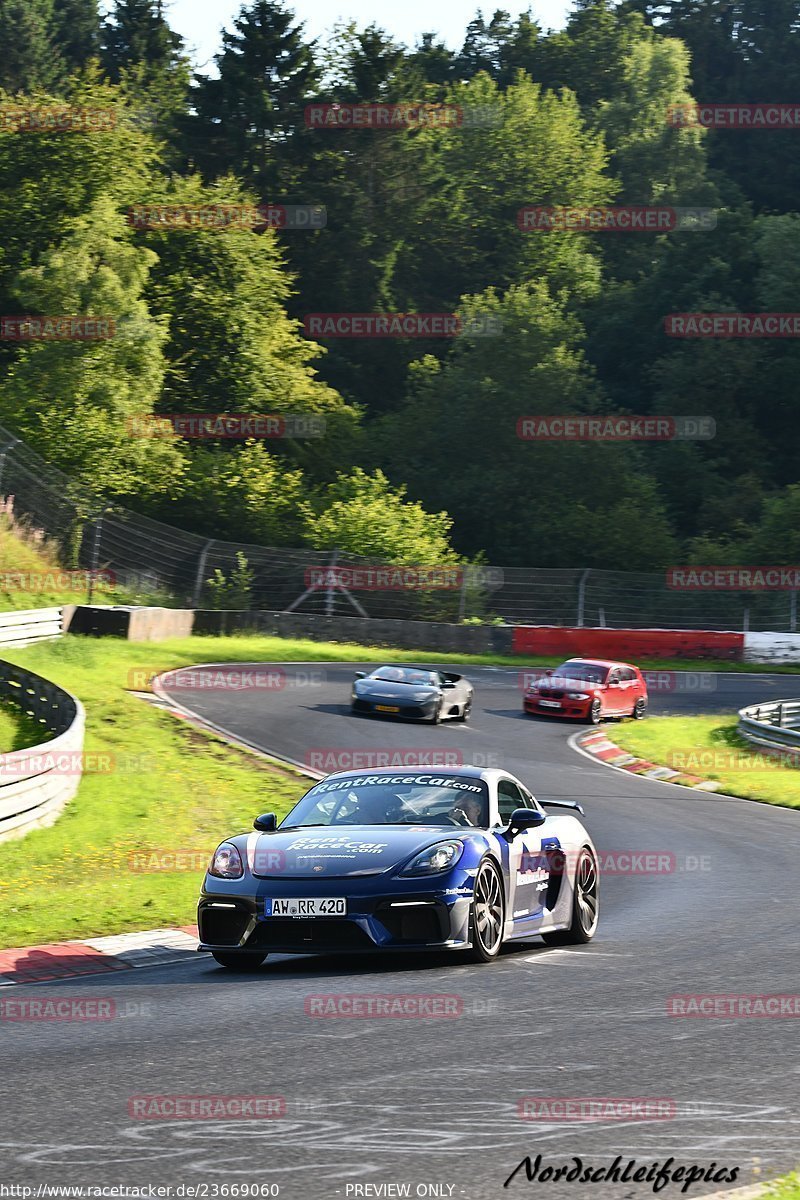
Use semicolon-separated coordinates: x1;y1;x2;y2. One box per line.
545;669;553;676
254;812;277;832
504;808;547;839
354;671;366;679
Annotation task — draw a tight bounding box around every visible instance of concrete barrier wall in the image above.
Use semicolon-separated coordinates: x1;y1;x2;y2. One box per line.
192;609;516;656
59;605;800;665
66;605;194;642
0;661;85;843
743;632;800;664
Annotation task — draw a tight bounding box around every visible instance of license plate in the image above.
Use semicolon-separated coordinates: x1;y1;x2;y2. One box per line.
265;898;346;918
539;700;562;708
375;704;400;712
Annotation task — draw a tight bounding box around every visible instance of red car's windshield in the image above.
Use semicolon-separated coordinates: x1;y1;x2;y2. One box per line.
549;662;609;685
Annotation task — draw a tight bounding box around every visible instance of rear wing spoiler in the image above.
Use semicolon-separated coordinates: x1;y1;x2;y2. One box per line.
540;799;586;816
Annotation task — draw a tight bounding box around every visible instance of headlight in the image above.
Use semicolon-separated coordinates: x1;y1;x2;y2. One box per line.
412;690;437;701
567;692;590;700
400;841;464;876
208;842;244;879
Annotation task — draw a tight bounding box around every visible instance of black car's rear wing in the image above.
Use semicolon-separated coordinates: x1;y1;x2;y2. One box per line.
540;799;586;816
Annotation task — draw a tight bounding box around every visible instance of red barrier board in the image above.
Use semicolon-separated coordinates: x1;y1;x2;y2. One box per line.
511;627;744;661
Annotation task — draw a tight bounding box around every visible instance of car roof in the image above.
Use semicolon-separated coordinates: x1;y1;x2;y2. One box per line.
562;658;636;669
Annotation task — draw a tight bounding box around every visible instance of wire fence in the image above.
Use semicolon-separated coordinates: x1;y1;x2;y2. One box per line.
0;423;797;630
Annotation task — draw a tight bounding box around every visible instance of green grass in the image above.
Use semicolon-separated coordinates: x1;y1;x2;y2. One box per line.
0;636;315;949
765;1174;800;1199
0;698;54;752
611;715;800;808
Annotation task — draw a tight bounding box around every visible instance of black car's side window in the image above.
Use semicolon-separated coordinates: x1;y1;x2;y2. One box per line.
497;779;524;820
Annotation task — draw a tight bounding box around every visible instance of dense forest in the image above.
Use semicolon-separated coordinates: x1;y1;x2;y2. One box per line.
1;0;800;571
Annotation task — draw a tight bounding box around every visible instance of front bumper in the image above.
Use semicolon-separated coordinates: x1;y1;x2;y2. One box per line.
351;696;439;720
523;694;593;719
198;875;474;955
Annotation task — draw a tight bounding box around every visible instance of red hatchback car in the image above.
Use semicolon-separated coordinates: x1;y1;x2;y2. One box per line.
523;658;648;724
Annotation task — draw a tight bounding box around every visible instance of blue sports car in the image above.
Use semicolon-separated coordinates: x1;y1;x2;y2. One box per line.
198;766;599;969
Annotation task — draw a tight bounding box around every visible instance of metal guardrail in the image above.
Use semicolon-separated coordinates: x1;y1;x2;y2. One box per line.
737;699;800;756
0;661;85;842
0;607;65;648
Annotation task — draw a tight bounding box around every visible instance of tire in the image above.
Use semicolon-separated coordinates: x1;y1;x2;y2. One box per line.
633;698;648;720
211;950;267;970
585;699;602;725
456;698;472;722
542;847;599;946
468;858;505;962
431;700;443;724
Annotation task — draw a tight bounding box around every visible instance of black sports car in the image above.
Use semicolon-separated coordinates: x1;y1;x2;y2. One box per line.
350;665;474;723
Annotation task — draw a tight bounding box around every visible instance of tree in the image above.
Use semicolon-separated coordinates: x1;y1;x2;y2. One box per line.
303;468;458;564
455;10;516;80
188;0;318;190
320;23;405;100
54;0;100;76
101;0;190;137
136;174;359;476
175;444;307;544
374;281;677;568
0;0;65;93
404;34;456;88
534;1;644;110
0;195;183;501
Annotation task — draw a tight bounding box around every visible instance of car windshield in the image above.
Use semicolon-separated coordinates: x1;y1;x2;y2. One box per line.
282;774;489;828
550;662;609;684
371;667;439;686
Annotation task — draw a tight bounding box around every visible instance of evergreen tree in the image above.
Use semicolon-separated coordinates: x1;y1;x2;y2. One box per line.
0;0;64;93
189;0;318;189
53;0;100;75
101;0;190;137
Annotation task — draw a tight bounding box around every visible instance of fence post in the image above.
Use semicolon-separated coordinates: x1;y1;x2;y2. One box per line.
0;436;19;495
192;539;215;607
86;512;105;604
790;590;797;634
576;569;591;628
457;567;469;623
743;607;750;634
325;548;339;617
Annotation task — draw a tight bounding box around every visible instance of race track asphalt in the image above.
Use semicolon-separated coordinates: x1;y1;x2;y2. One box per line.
2;663;799;1199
